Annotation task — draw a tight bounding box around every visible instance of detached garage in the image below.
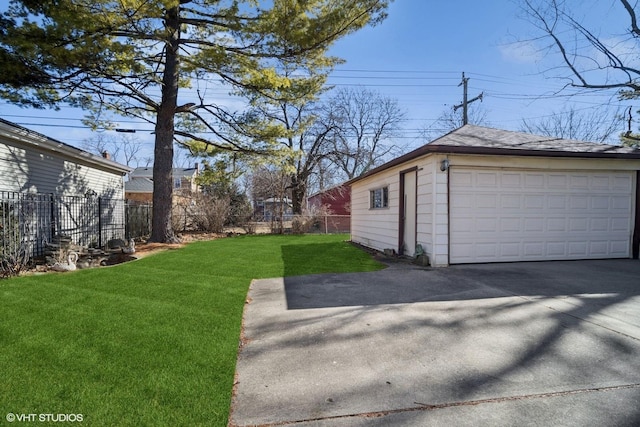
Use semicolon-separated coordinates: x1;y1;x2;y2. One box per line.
349;125;640;267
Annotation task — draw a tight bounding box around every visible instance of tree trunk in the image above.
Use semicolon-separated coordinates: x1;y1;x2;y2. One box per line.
150;5;180;243
290;175;306;215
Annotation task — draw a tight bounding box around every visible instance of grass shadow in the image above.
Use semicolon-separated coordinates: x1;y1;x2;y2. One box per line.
281;240;384;278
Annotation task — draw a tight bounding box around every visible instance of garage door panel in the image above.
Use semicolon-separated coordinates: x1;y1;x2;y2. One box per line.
524;242;544;256
612;217;632;232
525;173;544;187
614;176;633;190
569;218;589;232
590;217;609;232
547;217;567;232
570;175;589;188
450;194;473;209
611;240;631;255
548;174;567;188
548;195;567;209
568;242;588;256
570;196;589;209
500;217;521;232
613;196;631;209
524;218;544;232
592;175;610;189
590;241;609;256
500;242;520;257
525;195;545;209
450;169;633;263
477;172;498;187
500;194;521;209
501;173;521;187
591;196;610;209
476;217;498;232
547;242;567;256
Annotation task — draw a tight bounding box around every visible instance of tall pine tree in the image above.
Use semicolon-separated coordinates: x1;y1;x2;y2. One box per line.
0;0;390;241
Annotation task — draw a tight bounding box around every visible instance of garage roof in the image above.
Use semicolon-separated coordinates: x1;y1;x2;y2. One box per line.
348;124;640;185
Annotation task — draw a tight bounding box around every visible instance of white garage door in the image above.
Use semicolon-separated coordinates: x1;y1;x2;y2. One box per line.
449;168;634;264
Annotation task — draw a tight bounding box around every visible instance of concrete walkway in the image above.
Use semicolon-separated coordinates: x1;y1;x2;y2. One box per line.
230;260;640;426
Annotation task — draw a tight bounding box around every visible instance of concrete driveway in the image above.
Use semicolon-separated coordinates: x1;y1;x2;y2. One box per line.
229;260;640;426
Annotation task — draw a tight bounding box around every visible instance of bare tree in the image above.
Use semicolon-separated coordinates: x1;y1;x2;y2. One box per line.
521;0;640;94
422;103;491;140
248;166;292;233
521;0;640;144
82;133;142;166
325;87;406;179
520;106;623;142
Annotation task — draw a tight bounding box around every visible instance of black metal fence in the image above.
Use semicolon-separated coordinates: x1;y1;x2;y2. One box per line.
0;191;150;260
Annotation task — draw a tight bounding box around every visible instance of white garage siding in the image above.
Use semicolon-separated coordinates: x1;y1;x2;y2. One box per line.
449;168;635;264
350;157;443;259
350;167;401;252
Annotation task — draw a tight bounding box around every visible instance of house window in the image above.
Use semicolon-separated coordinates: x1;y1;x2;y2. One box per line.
174;177;182;189
369;187;388;209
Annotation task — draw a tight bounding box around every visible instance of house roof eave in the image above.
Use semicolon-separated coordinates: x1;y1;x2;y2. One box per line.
0;118;133;175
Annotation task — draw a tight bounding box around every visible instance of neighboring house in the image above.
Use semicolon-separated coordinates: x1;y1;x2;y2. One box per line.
0;118;130;196
125;165;200;204
348;124;640;266
0;118;131;255
307;184;351;215
307;184;351;233
254;197;294;221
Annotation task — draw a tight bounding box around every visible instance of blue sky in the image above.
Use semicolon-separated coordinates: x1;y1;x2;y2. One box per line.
327;1;633;146
0;0;633;162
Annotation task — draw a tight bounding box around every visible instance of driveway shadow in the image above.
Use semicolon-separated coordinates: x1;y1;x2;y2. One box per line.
234;256;640;426
283;258;640;310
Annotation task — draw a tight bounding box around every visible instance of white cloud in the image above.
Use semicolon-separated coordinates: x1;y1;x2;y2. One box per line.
499;40;544;64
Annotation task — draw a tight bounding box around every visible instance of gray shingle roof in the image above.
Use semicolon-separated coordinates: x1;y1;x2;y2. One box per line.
125;177;153;193
429;124;640;155
348;124;640;185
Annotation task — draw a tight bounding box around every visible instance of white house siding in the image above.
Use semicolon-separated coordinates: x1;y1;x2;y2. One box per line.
0;141;124;198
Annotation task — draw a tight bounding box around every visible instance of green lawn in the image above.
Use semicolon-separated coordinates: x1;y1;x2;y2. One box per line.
0;234;383;426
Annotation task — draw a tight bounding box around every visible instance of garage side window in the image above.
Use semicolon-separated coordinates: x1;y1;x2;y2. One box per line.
369;187;389;209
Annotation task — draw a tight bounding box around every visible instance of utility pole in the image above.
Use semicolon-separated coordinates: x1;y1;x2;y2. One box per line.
453;72;483;125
